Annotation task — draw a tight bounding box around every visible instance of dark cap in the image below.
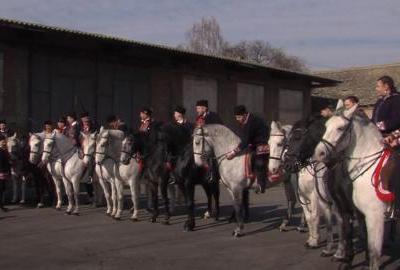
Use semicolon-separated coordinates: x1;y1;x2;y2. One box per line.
174;105;186;115
141;106;153;116
233;105;248;115
0;119;6;125
80;111;90;119
196;100;208;107
44;120;53;126
57;117;66;124
106;115;118;124
66;112;77;120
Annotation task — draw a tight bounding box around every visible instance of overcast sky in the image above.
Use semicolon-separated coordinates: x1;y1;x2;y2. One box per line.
1;0;399;70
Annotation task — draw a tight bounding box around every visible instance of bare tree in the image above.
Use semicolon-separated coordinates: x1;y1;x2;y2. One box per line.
180;17;307;72
180;16;227;55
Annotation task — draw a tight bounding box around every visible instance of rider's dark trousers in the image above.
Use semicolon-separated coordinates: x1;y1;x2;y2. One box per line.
254;154;267;187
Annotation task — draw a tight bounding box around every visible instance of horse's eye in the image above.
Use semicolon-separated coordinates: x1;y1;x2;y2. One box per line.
338;127;345;131
277;143;283;147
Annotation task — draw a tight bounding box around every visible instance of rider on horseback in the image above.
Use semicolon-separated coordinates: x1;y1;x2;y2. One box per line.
226;105;269;193
372;75;400;219
195;100;223;184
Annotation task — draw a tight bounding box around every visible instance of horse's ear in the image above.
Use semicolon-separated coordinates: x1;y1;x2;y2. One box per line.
100;126;104;133
29;132;32;137
336;99;344;110
343;104;358;119
271;121;277;130
11;132;17;139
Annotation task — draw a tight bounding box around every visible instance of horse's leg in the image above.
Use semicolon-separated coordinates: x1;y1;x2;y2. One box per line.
242;189;250;222
71;177;80;215
201;182;212;219
53;176;63;210
98;176;112;215
356;210;370;266
62;178;74;214
149;181;159;223
212;180;220;220
129;174;140;221
229;188;244;237
280;173;295;231
305;192;320;248
33;175;44;208
21;176;27;205
11;172;18;203
114;179;124;220
160;174;171;225
365;212;384;270
110;180;118;217
320;204;335;257
167;182;176;214
184;180;196;231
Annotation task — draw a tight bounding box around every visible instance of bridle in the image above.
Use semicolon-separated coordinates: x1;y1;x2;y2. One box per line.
269;132;287;161
193;127;227;162
319;115;352;157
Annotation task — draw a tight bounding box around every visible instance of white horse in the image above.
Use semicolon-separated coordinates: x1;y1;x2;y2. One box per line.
314;103;388;270
269;121;343;257
42;131;96;215
95;127;125;219
118;135;142;221
29;132;63;210
7;133;28;204
193;124;262;237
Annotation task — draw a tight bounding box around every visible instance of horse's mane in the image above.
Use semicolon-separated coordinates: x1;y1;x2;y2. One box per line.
204;124;240;144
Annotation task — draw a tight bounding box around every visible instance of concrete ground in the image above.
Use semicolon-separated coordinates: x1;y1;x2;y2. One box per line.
0;185;399;270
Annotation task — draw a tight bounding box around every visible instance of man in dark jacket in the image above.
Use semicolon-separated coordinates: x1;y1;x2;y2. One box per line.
173;105;194;136
65;112;81;147
195;100;223;126
0;120;14;138
372;76;400;219
226;105;269;193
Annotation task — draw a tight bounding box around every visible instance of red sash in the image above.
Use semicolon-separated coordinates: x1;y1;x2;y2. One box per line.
372;149;395;202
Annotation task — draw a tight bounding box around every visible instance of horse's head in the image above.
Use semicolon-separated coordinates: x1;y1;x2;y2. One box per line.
193;126;212;167
95;127;110;165
121;134;135;165
6;132;19;161
283;115;327;172
268;121;288;177
314;103;358;163
81;131;97;165
42;132;56;164
29;133;42;165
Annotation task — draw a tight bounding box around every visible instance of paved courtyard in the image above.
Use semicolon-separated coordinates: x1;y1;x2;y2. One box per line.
0;185;399;270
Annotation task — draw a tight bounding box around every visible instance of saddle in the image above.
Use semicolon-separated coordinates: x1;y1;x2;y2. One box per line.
373;149;396;202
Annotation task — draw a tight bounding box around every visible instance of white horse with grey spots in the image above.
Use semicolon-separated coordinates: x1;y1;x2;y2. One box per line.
29;132;63;210
193;124;263;237
95;127;125;219
269;121;344;258
314;103;389;270
41;131;96;215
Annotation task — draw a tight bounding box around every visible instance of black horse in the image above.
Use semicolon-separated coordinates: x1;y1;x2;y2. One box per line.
283;114;365;269
160;122;221;231
9;135;54;207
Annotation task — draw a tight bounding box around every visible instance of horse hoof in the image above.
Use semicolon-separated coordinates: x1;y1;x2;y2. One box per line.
162;219;170;225
232;231;244;238
37;203;44;208
337;262;351;270
130;217;139;222
56;207;62;211
320;250;335;257
304;242;318;249
149;217;157;223
72;212;80;216
65;211;72;215
279;226;289;232
114;216;121;221
297;226;308;233
19;200;26;205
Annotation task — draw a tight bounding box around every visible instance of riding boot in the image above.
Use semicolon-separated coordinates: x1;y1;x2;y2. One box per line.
0;182;7;212
388;148;400;219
